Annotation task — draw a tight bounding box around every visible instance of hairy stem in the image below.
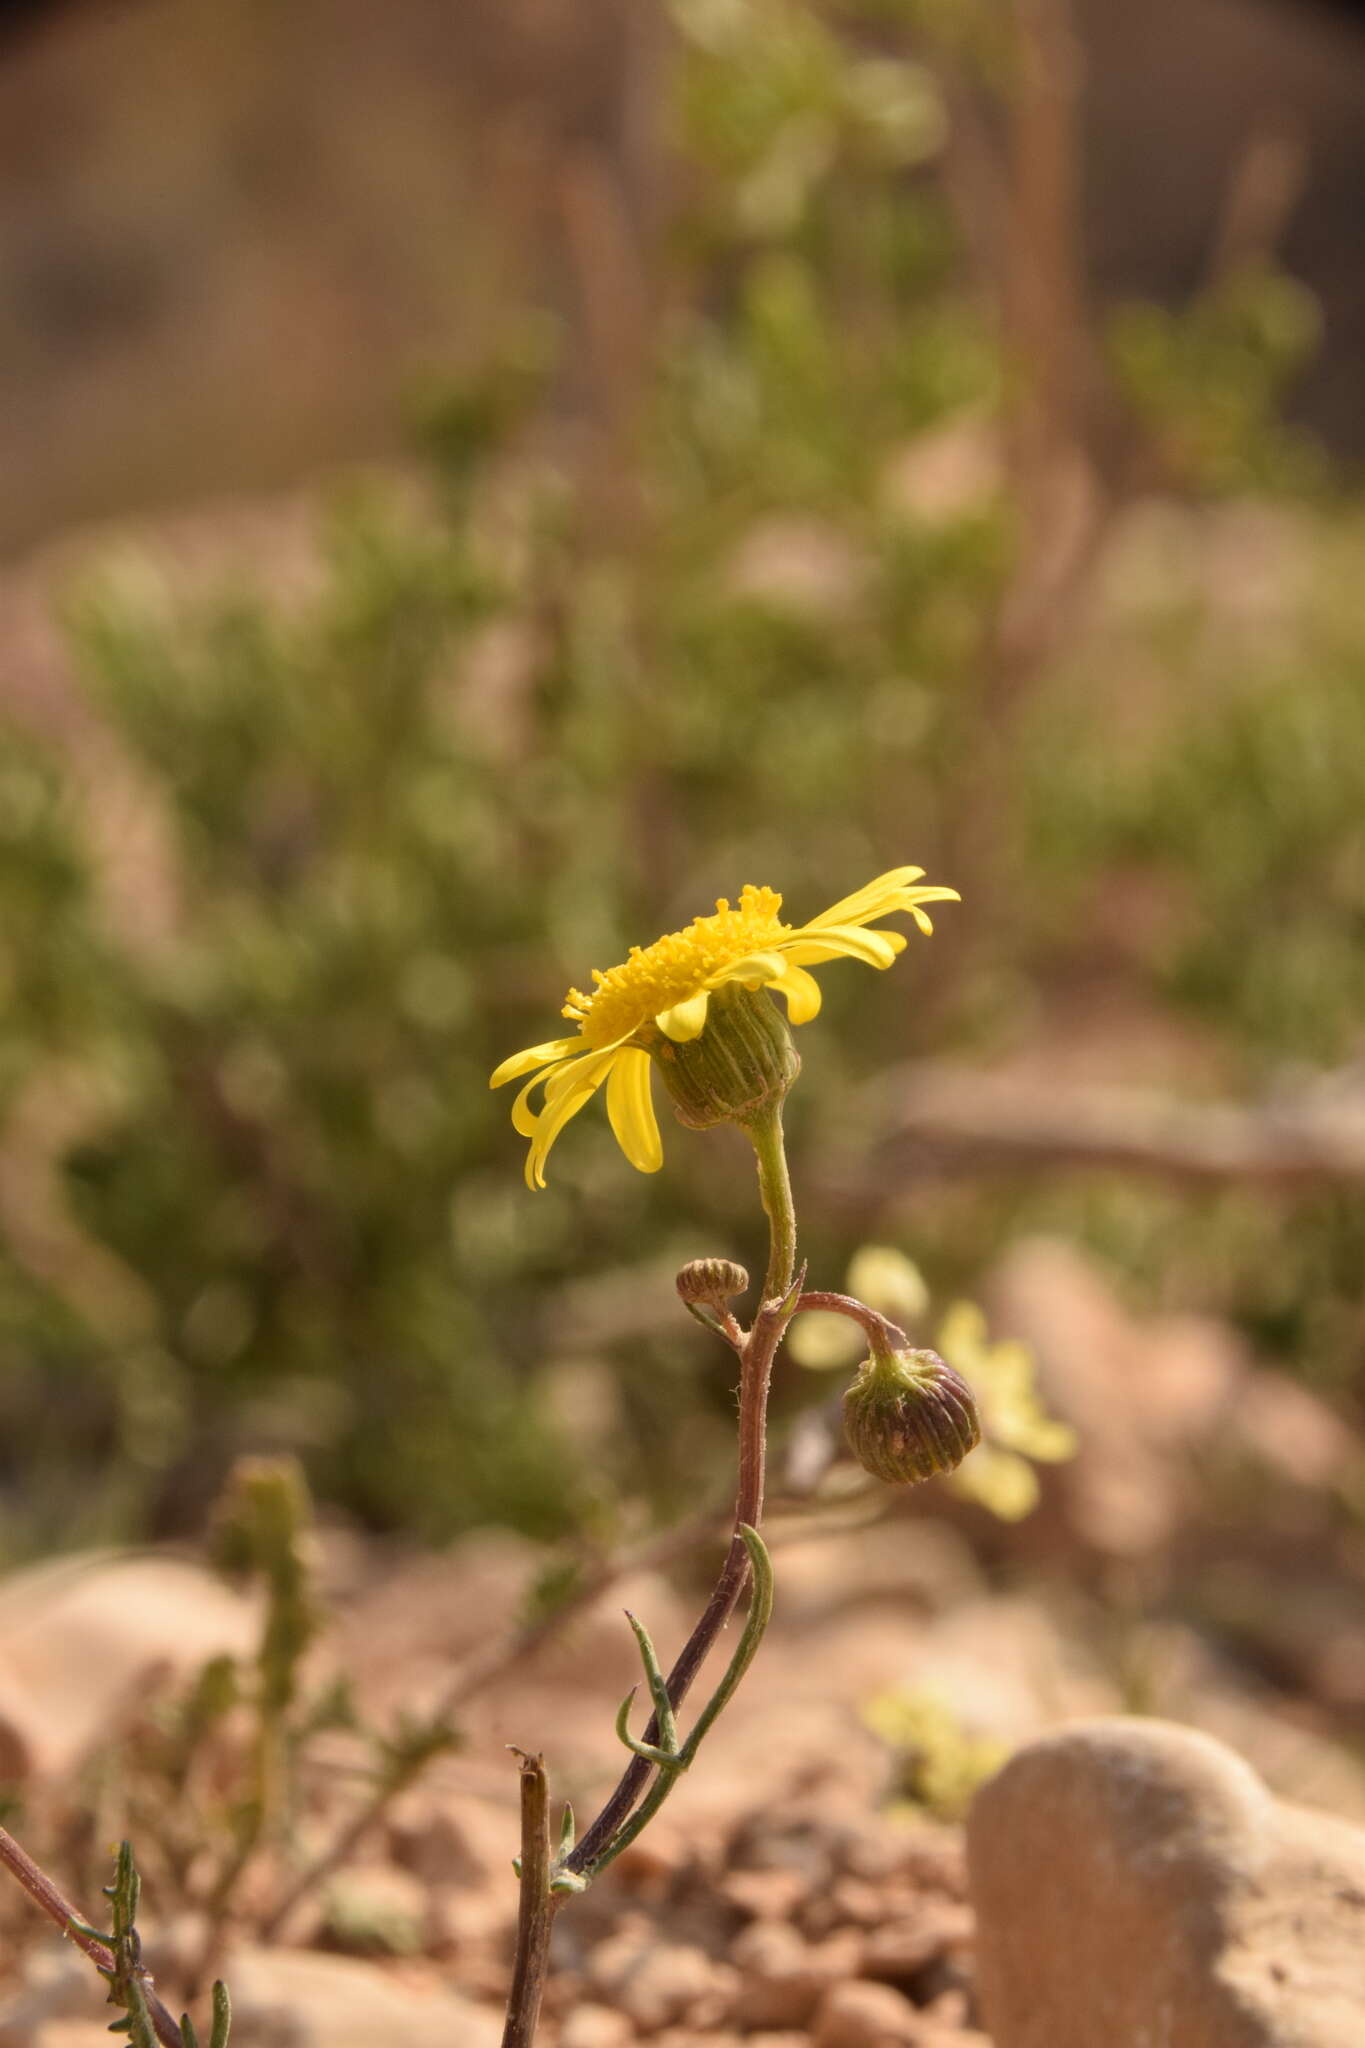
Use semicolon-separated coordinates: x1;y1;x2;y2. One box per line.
592;1525;774;1874
795;1289;908;1352
564;1103;796;1877
258;1503;722;1942
751;1102;797;1302
0;1828;184;2048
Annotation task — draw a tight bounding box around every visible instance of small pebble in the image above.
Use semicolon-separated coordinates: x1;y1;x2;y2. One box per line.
813;1978;923;2047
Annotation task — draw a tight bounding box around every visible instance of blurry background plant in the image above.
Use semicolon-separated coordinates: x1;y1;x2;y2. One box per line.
786;1249;1074;1516
862;1686;1010;1824
0;0;1361;1583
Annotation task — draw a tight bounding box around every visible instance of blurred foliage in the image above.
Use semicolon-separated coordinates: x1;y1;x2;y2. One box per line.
0;0;1360;1556
863;1684;1008;1822
82;1455;457;1948
1107;265;1324;494
935;1302;1077;1521
1022;568;1365;1067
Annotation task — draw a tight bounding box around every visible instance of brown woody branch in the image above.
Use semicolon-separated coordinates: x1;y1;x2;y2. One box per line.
864;1063;1365;1188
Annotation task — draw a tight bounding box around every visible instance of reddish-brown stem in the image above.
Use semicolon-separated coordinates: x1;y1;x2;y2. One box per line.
500;1752;555;2048
564;1105;796;1878
795;1290;908;1353
258;1500;729;1942
0;1827;184;2048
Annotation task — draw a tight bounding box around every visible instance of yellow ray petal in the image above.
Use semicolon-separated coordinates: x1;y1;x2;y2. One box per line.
543;1054;601;1102
605;1046;663;1173
511;1046;605;1135
806;866;926;928
525;1053;617;1189
511;1071;547;1136
515;1048;609;1146
766;961;823;1024
710;950;789;990
656;989;710;1041
490;1037;583;1089
784;923;906;969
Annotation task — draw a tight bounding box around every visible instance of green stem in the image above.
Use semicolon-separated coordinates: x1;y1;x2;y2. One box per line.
0;1829;185;2048
593;1525;774;1874
747;1102;796;1302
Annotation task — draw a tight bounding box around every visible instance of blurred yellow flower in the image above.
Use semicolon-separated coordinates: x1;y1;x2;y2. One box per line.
862;1686;1009;1822
937;1300;1077;1520
491;866;957;1188
788;1243;929;1370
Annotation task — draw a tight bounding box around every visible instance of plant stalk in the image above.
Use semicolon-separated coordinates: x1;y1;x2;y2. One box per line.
0;1827;184;2048
794;1289;908;1351
499;1104;797;2045
564;1102;796;1877
500;1752;554;2048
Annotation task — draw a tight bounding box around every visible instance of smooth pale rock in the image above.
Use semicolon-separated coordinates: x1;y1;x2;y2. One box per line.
968;1717;1365;2048
222;1946;502;2046
0;1553;258;1779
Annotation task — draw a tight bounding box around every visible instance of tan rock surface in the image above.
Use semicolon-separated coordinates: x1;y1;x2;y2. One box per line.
813;1976;924;2046
968;1717;1365;2048
726;1921;856;2030
222;1946;503;2047
0;1555;257;1779
585;1928;732;2033
557;2003;636;2048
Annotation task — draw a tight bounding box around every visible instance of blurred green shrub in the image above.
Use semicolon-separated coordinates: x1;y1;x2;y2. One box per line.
0;0;1359;1553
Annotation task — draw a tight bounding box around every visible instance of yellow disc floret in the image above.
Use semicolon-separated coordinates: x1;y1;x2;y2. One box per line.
563;885;789;1048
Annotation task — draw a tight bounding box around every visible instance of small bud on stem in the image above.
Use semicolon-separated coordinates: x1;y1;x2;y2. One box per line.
676;1257;750;1311
842;1342;981;1486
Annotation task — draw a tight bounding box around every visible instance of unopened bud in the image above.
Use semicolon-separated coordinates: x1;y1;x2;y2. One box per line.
677;1257;750;1310
842;1345;980;1486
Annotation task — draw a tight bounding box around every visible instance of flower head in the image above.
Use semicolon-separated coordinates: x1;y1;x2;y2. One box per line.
842;1343;981;1486
491;865;957;1187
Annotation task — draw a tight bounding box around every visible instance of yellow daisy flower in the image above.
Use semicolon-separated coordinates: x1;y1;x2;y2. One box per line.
491;866;958;1188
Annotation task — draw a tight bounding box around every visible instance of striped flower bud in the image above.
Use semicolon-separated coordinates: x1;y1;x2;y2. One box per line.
651;982;801;1132
677;1257;751;1311
842;1344;980;1486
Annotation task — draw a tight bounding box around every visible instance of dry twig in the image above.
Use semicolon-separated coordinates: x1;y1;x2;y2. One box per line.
865;1062;1365;1188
